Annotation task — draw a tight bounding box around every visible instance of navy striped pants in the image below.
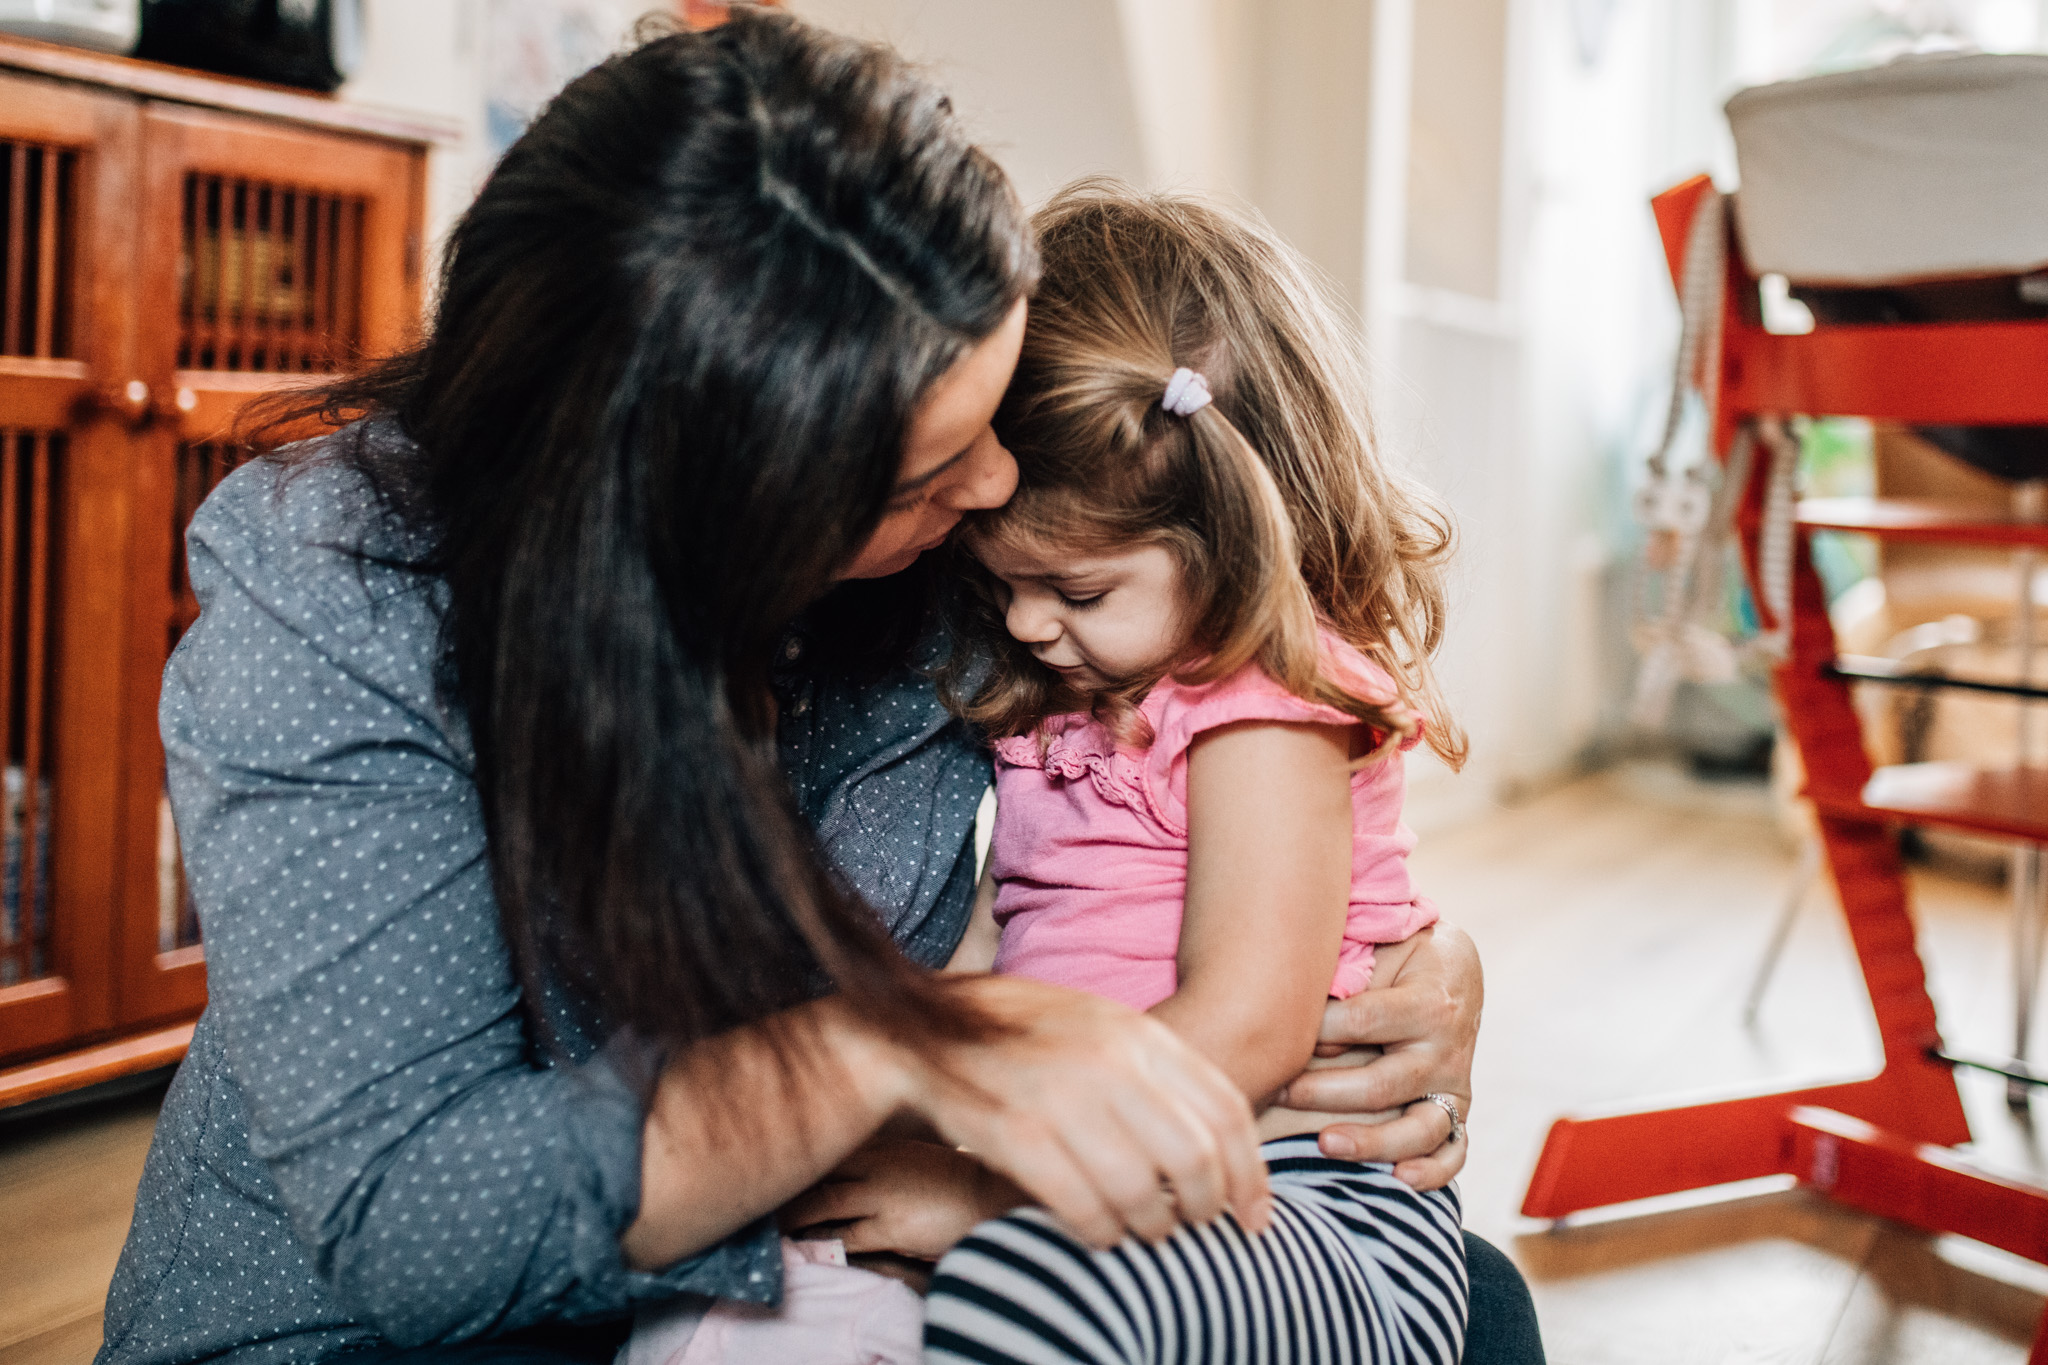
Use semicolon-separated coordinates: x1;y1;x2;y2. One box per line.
924;1136;1468;1364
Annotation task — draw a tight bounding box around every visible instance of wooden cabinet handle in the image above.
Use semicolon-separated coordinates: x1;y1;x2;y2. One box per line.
154;387;199;425
80;381;200;430
80;379;152;428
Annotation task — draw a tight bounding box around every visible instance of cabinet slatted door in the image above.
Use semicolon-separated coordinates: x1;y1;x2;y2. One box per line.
0;40;439;1096
113;104;422;1028
0;75;139;1065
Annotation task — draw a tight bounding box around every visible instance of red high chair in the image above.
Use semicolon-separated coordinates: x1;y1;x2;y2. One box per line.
1520;173;2048;1359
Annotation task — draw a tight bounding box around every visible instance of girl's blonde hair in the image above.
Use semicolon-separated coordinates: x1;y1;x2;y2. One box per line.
944;179;1465;768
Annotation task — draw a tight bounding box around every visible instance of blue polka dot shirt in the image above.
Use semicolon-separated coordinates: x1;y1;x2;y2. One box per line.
96;435;989;1365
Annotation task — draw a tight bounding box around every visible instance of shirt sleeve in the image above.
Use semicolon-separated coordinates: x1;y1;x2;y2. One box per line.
1140;672;1363;839
1142;635;1420;838
160;463;778;1346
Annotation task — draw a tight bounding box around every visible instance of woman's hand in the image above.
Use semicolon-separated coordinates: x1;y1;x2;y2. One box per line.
782;1139;1021;1261
908;974;1271;1250
1270;924;1481;1190
624;974;1264;1272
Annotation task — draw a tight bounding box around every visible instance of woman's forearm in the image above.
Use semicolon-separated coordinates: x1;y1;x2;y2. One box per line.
623;996;912;1270
629;971;1272;1266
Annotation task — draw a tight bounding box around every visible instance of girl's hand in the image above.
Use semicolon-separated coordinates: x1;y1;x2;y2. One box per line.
1271;924;1481;1190
908;974;1270;1250
782;1139;1021;1261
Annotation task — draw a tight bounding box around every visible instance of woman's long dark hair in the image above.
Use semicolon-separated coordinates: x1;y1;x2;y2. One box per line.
257;9;1034;1058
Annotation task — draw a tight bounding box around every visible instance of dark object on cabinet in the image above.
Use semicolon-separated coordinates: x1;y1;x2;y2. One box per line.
0;30;449;1107
137;0;363;93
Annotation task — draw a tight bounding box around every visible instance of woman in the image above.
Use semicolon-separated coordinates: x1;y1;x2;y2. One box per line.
97;12;1534;1364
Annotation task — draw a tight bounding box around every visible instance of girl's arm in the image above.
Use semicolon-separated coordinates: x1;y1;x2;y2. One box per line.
946;864;1002;973
1148;719;1356;1108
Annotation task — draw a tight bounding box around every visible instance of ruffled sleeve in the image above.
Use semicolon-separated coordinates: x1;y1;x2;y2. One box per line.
1140;633;1410;837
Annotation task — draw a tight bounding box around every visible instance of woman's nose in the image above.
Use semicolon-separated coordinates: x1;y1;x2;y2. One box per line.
1005;594;1060;644
940;432;1018;513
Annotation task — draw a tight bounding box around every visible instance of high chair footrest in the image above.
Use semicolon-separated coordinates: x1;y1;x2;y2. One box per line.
1786;1106;2048;1264
1796;496;2048;547
1860;764;2048;845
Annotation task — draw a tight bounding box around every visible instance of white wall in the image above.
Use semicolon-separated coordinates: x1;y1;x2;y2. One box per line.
338;0;661;278
786;0;1148;210
336;0;490;276
338;0;1172;288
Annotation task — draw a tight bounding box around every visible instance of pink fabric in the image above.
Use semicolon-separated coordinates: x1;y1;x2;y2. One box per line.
989;632;1436;1010
626;1238;922;1365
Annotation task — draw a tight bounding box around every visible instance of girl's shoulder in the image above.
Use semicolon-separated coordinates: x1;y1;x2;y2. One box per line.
1124;632;1419;838
1145;628;1408;752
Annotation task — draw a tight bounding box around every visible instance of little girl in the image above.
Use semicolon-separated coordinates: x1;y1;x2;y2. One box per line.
915;179;1471;1365
635;180;1470;1365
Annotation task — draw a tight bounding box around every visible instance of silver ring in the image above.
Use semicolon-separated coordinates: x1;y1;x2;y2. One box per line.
1418;1092;1465;1147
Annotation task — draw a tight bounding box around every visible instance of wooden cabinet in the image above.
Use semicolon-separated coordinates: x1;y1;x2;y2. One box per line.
0;35;445;1104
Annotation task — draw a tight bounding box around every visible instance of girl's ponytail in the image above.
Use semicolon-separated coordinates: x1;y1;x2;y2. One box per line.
1177;393;1423;761
1167;375;1316;682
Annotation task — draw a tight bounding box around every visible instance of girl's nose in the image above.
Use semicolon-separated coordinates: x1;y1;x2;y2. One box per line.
1005;594;1060;644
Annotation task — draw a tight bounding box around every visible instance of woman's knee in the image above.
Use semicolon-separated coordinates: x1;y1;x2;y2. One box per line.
1462;1231;1545;1365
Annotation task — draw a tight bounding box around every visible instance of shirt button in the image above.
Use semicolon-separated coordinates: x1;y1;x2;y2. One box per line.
790;697;811;716
782;637;804;662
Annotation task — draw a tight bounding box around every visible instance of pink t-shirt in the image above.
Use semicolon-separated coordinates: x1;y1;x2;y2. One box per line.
988;633;1437;1011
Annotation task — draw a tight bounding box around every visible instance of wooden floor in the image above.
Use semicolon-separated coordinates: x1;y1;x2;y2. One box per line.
1;760;2043;1364
0;1085;162;1365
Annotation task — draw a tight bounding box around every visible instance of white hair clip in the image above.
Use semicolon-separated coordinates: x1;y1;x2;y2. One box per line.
1161;367;1213;418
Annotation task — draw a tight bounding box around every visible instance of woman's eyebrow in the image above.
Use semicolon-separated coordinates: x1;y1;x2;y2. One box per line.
889;446;971;498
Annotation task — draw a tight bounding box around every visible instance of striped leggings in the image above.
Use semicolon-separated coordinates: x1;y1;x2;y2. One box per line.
924;1136;1467;1364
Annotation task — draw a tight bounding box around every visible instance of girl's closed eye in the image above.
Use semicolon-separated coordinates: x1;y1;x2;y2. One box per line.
976;540;1192;684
